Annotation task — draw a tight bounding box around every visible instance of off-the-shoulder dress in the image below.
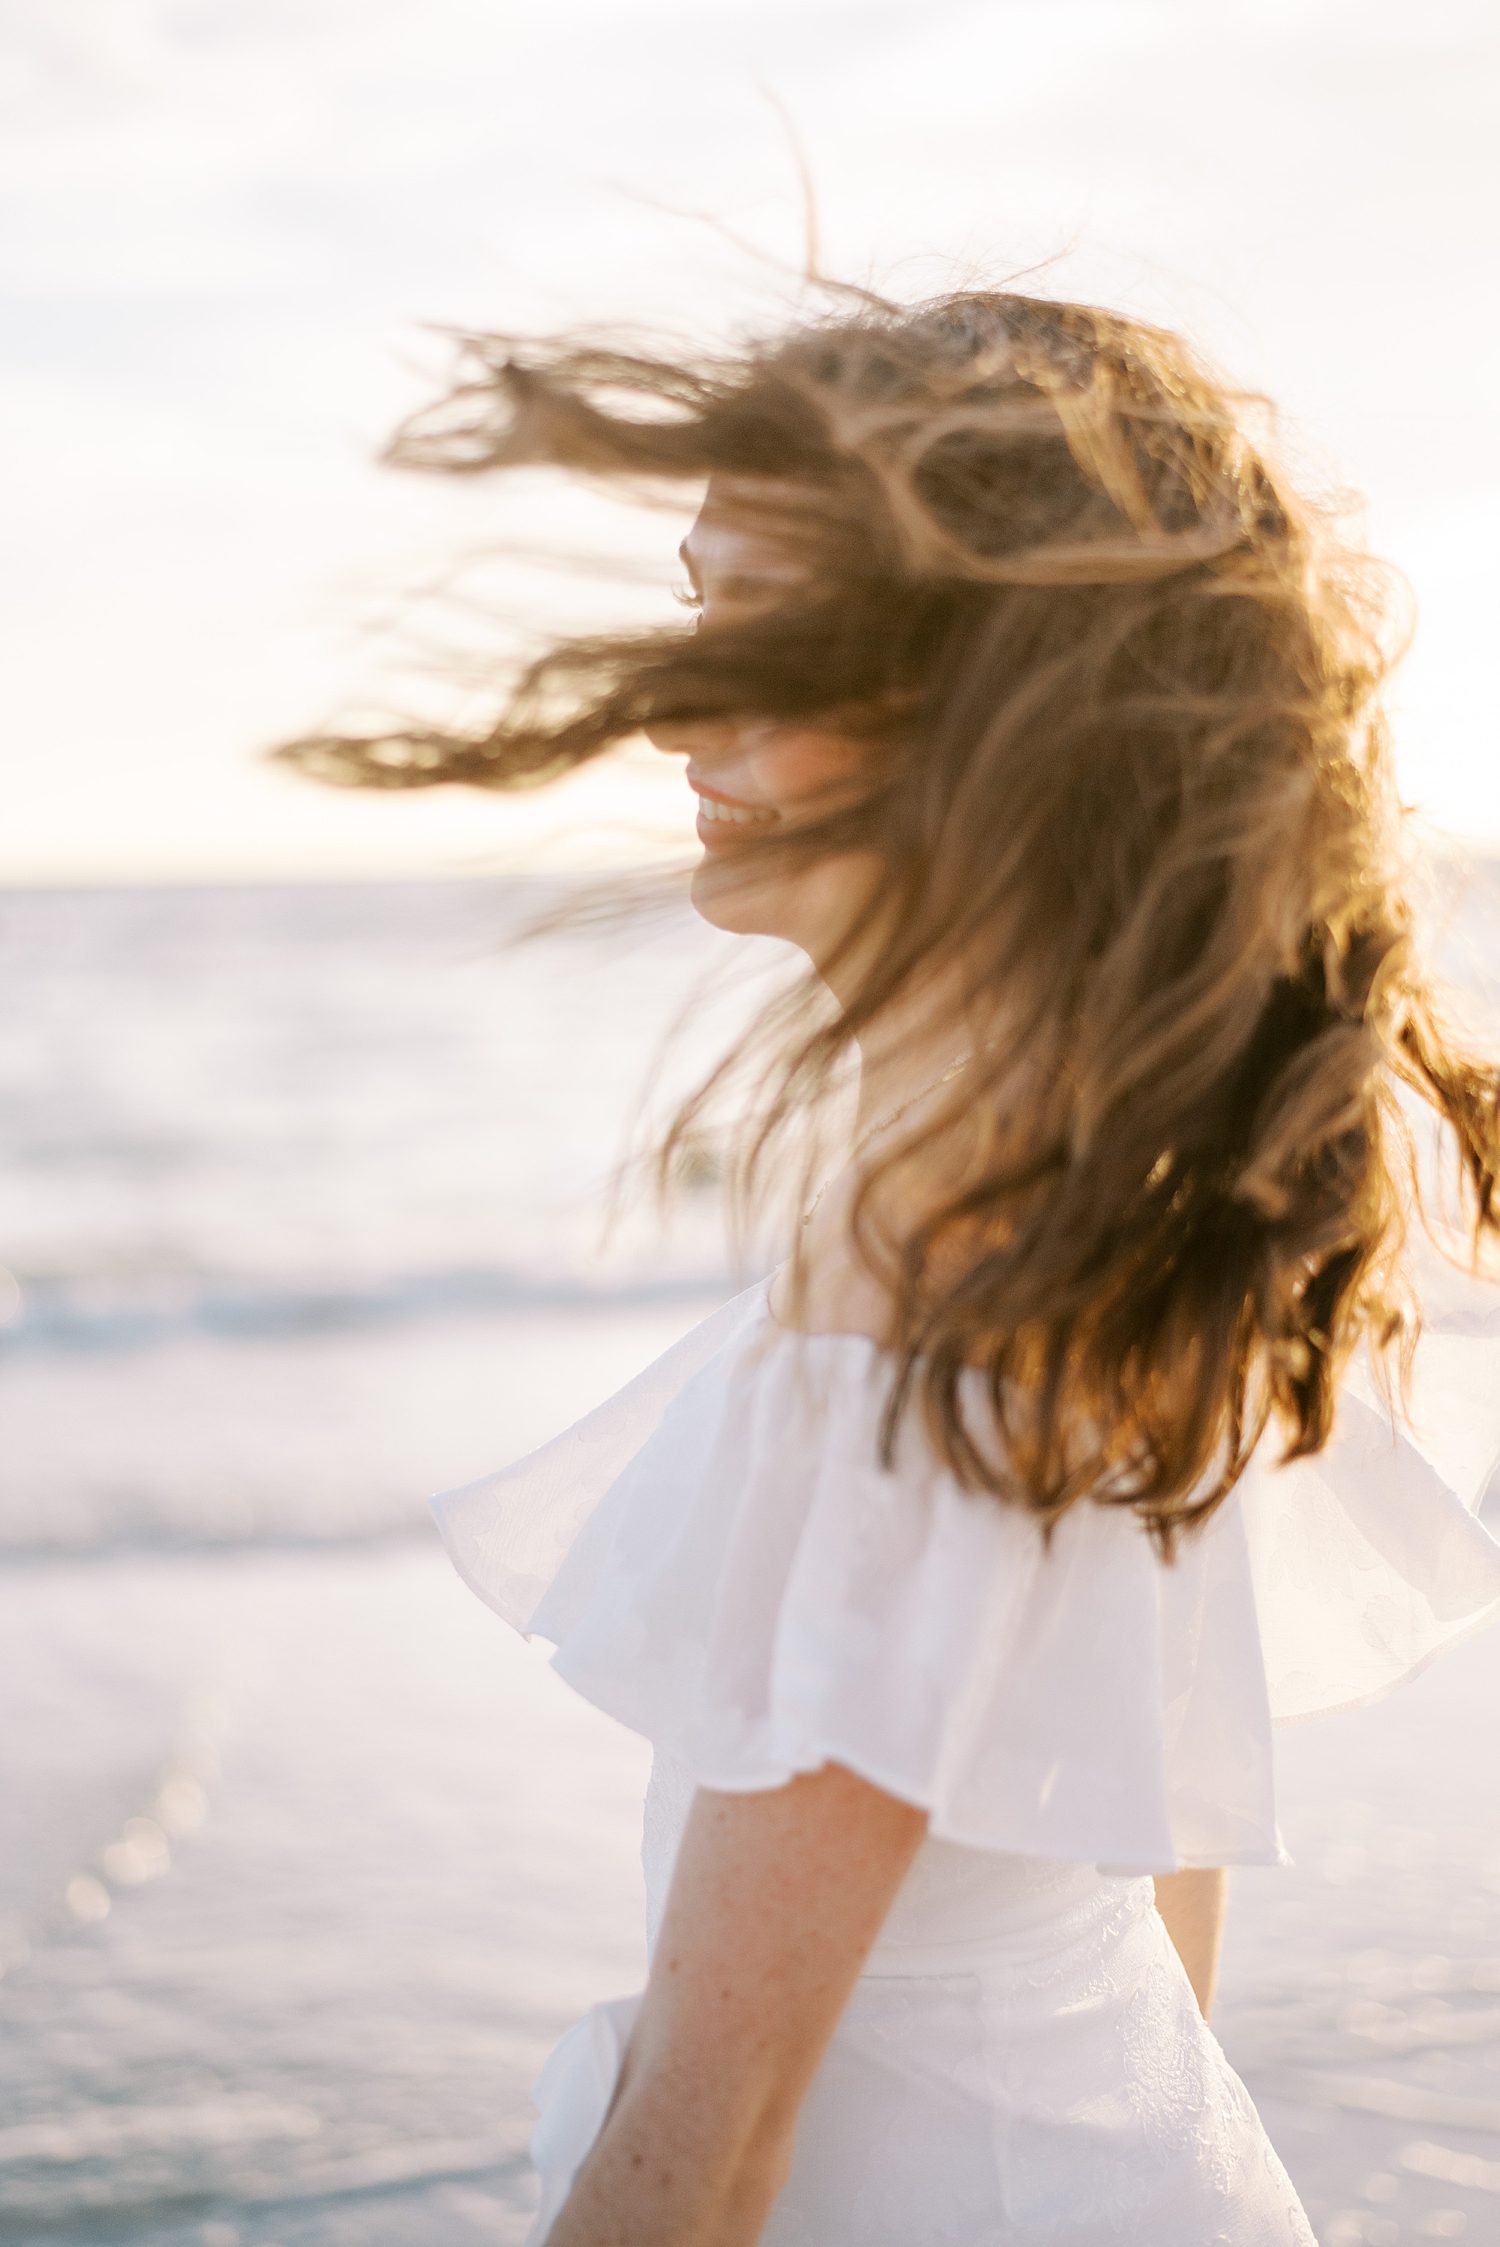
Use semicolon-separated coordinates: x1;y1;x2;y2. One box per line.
432;1264;1500;2246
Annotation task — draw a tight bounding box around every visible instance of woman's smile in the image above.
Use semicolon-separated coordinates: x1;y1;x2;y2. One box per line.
690;777;783;846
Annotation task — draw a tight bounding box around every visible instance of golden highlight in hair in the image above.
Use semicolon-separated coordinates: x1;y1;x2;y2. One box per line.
269;283;1500;1560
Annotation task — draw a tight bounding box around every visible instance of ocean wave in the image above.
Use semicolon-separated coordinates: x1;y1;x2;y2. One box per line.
0;1520;435;1566
0;1261;741;1357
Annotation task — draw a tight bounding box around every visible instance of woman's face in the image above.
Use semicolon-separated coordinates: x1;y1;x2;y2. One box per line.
644;479;886;966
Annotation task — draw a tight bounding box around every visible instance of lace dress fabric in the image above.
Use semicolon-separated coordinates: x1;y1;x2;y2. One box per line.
429;1265;1500;2245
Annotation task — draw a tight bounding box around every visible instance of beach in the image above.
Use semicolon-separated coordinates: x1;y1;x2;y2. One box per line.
5;871;1500;2246
6;1527;1500;2246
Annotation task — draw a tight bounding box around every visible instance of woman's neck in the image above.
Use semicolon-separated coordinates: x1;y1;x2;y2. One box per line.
848;982;995;1142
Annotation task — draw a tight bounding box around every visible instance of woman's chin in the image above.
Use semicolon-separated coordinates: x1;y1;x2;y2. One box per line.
689;842;880;963
689;852;787;937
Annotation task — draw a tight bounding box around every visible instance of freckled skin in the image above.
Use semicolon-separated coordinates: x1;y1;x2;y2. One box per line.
542;1767;930;2247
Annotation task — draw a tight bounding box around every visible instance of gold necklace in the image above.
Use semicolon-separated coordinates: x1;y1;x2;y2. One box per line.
799;1037;1003;1231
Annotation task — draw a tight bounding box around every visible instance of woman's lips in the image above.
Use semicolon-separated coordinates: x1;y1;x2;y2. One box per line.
692;786;781;849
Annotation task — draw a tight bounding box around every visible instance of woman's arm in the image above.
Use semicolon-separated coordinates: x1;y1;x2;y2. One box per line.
1152;1867;1226;2018
544;1761;930;2247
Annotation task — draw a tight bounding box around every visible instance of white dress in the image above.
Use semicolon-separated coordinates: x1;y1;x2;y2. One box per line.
430;1265;1500;2245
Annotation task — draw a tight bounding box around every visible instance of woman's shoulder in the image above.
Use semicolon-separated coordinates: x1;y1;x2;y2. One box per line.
429;1252;1500;1876
766;1160;992;1357
763;1234;898;1350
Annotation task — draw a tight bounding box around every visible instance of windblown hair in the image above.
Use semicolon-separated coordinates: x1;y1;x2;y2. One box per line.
270;281;1500;1558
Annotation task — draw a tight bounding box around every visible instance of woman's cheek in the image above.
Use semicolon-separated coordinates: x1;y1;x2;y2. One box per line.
747;725;869;811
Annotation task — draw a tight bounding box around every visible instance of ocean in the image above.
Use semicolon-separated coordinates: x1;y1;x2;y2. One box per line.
4;868;1500;2247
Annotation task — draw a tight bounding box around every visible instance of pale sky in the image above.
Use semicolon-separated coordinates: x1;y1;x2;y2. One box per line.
5;0;1499;883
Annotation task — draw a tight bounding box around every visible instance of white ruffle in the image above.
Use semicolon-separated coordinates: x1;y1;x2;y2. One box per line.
524;1991;643;2247
431;1267;1500;1876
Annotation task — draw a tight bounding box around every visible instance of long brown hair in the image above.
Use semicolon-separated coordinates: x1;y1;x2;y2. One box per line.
268;281;1500;1558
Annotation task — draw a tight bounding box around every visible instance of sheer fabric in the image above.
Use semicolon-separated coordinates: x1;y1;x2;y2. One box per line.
431;1264;1500;2243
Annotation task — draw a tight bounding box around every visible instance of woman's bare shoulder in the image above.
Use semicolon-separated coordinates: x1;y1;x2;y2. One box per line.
773;1162;969;1347
767;1246;899;1344
769;1161;896;1341
774;1144;996;1351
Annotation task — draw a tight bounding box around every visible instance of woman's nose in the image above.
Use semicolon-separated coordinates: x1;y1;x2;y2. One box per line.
642;716;692;757
643;716;735;758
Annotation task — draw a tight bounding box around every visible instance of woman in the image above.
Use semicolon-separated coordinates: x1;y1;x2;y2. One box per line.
272;287;1500;2242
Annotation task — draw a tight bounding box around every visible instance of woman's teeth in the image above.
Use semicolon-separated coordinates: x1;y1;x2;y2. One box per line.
697;797;779;825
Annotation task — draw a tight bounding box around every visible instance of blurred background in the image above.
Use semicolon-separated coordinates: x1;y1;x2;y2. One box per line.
5;3;1500;2243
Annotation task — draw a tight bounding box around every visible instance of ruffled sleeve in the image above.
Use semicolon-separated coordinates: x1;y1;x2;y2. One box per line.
428;1277;765;1630
429;1266;1500;1876
1242;1286;1500;1724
